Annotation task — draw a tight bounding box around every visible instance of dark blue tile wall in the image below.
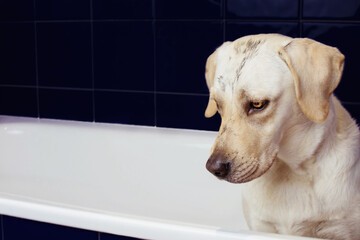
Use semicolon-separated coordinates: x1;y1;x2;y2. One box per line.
101;232;140;240
95;91;154;125
0;87;38;117
39;88;93;121
0;0;359;133
37;22;92;88
155;0;222;19
2;216;98;240
1;215;3;240
93;0;153;20
157;93;221;130
93;21;154;91
226;0;298;19
156;21;222;94
35;0;91;20
0;0;34;21
303;0;360;20
0;22;36;86
1;215;141;240
225;22;299;41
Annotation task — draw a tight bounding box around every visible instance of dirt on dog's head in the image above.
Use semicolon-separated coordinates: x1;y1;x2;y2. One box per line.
204;34;344;183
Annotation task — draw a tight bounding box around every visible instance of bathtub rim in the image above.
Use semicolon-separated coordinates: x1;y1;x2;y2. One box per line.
0;192;314;240
0;115;317;240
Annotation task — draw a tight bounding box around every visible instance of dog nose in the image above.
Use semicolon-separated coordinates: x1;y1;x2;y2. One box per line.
206;155;230;179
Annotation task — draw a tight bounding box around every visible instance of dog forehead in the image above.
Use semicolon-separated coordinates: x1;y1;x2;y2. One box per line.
214;40;288;99
213;44;239;95
239;53;289;98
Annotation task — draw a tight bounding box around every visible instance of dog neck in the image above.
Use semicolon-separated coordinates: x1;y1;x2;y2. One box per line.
276;96;360;176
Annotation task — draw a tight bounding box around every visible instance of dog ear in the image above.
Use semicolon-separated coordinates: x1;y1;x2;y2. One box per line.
204;49;219;118
278;38;345;122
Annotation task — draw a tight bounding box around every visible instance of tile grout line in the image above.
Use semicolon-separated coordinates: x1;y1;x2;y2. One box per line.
3;19;360;24
33;0;40;118
2;83;359;103
153;0;157;127
3;18;360;23
299;0;303;37
90;0;96;122
0;84;211;96
223;0;226;42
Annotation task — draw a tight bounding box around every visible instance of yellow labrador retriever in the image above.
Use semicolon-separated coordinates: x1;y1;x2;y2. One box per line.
204;34;360;239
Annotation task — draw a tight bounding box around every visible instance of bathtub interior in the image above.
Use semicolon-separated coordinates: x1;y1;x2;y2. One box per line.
0;116;315;240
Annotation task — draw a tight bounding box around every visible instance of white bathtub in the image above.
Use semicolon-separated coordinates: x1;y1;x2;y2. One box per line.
0;116;314;240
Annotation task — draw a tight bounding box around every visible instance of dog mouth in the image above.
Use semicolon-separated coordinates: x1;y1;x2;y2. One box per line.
226;157;275;183
227;161;260;183
206;153;277;184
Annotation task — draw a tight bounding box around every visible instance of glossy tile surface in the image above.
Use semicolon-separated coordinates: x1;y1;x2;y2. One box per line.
35;0;91;20
303;0;360;19
343;104;360;124
0;87;37;117
156;93;221;131
39;89;93;122
156;21;222;94
0;23;36;86
156;0;222;19
3;216;97;240
303;23;360;102
100;232;140;240
95;91;155;126
93;0;153;19
0;216;2;240
226;0;298;19
226;22;299;41
93;21;154;91
0;0;359;131
0;0;34;21
37;22;92;88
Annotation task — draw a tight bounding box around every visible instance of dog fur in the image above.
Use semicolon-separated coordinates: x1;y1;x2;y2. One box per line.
204;34;360;239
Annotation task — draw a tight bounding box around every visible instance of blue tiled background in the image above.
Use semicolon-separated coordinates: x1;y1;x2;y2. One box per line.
1;0;360;131
1;0;360;239
0;215;137;240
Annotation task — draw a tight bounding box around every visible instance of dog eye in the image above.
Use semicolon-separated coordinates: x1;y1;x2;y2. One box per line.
250;101;266;109
248;100;268;114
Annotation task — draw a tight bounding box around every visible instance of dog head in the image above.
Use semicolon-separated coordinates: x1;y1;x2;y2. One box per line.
205;34;344;183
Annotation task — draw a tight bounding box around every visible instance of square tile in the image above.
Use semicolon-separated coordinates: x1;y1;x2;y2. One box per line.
225;22;299;41
303;0;360;19
93;0;153;19
93;22;154;91
95;90;155;126
37;22;92;88
0;0;34;21
0;23;36;86
35;0;91;20
100;232;140;240
155;0;222;19
303;23;360;102
156;93;221;131
156;21;222;94
39;88;93;121
226;0;298;19
0;86;37;117
3;216;97;240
